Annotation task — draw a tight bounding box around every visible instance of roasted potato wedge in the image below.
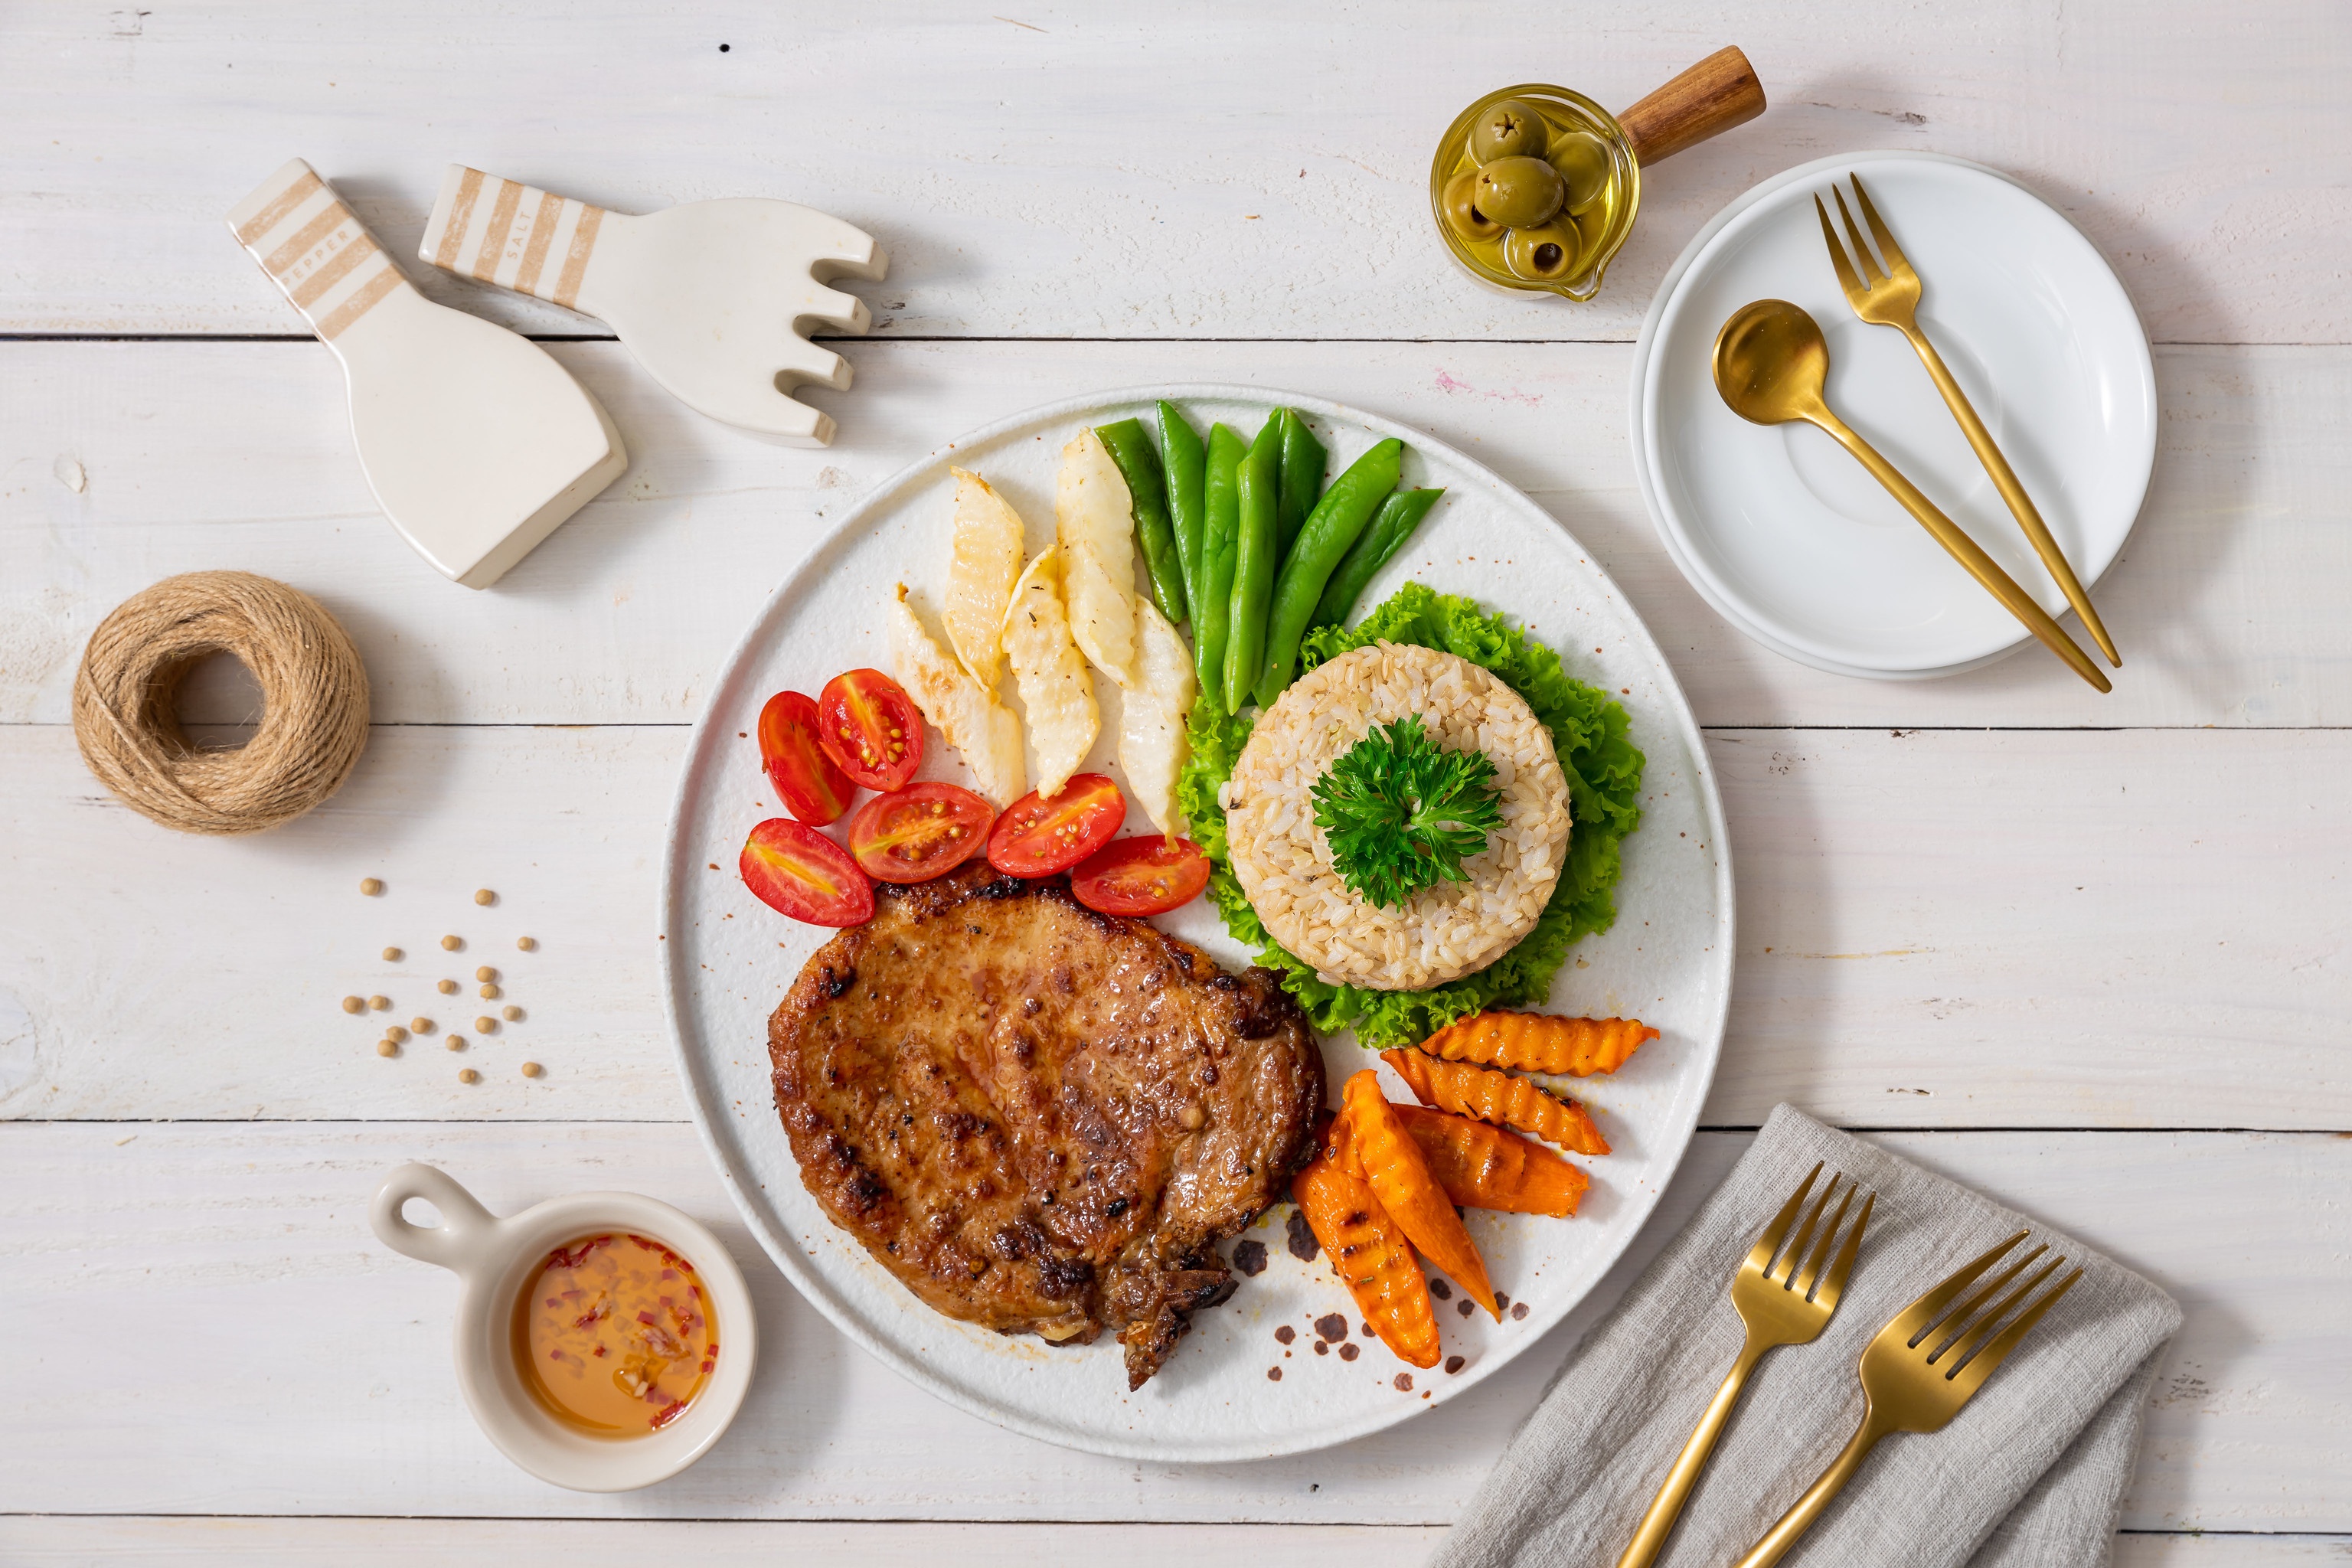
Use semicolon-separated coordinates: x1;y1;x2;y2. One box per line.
1001;547;1100;799
946;467;1027;689
888;583;1026;806
1056;429;1139;686
1118;599;1195;835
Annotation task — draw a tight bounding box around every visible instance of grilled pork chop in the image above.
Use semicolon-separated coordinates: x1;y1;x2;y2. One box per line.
769;862;1324;1388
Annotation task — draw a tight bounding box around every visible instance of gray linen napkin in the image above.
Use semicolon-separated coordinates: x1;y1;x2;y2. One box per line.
1437;1105;2181;1568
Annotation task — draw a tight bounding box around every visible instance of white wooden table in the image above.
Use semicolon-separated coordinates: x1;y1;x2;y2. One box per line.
5;5;2347;1562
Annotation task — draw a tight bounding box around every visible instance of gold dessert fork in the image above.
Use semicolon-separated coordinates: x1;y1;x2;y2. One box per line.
1730;1230;2086;1568
1614;1163;1875;1568
1816;175;2121;667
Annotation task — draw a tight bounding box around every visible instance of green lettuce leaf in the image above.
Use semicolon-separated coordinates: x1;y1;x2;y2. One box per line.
1178;582;1645;1049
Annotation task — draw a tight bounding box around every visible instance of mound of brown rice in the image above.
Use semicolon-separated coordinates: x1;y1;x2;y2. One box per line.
1222;642;1572;992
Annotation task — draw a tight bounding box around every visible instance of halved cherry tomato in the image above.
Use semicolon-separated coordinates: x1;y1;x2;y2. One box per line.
1070;835;1213;916
846;782;995;884
986;774;1127;878
817;669;923;792
739;818;874;926
757;690;855;825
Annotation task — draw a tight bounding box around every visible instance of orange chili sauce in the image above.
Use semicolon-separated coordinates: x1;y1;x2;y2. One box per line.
510;1233;718;1436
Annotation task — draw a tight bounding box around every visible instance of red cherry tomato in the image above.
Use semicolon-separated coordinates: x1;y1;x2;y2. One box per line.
817;669;923;792
757;690;855;825
846;782;996;884
739;818;874;927
1070;835;1213;916
985;775;1127;878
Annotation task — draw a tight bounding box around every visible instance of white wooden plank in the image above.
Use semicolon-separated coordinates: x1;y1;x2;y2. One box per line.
3;1520;2336;1568
4;723;2346;1129
5;2;2347;344
2;1125;2343;1530
5;339;2344;731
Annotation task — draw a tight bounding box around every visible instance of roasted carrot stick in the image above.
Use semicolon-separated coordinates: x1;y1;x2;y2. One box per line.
1292;1141;1440;1368
1392;1103;1589;1218
1417;1011;1658;1077
1341;1070;1498;1318
1381;1049;1612;1158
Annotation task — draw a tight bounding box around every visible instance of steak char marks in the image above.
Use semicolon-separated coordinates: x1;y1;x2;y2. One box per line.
769;862;1325;1389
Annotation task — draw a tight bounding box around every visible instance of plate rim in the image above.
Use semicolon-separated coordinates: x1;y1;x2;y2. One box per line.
658;381;1735;1462
1627;149;2158;681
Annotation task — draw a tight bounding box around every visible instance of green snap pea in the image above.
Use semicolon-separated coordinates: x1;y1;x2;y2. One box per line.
1194;423;1246;695
1274;407;1327;562
1223;419;1282;714
1095;418;1185;626
1312;486;1446;628
1156;402;1207;625
1253;439;1404;707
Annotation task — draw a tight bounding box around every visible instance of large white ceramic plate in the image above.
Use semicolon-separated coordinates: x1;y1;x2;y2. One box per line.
660;386;1733;1461
1632;152;2157;680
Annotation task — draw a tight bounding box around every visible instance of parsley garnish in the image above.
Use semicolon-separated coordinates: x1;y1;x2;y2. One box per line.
1311;715;1504;910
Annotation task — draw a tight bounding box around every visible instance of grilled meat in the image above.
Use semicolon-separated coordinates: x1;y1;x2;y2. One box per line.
769;862;1324;1388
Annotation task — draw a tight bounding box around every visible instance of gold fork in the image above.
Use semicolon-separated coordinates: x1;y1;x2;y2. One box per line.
1614;1163;1875;1568
1816;175;2121;667
1730;1230;2086;1568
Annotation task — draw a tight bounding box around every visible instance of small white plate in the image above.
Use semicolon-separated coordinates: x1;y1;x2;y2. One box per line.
1631;152;2156;680
660;386;1733;1462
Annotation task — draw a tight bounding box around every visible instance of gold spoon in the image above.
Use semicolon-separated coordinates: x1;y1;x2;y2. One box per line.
1712;300;2109;693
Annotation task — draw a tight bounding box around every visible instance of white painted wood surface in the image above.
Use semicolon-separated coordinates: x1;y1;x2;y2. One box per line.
7;2;2349;344
5;0;2348;1559
4;722;2345;1128
8;1125;2348;1531
2;1520;2343;1567
7;340;2347;731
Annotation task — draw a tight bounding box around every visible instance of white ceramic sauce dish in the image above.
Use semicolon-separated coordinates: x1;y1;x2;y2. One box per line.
369;1162;757;1491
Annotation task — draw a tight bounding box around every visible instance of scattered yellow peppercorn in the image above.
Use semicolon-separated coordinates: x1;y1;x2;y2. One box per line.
341;996;363;1014
475;1016;496;1033
384;1024;408;1044
501;1005;522;1022
475;966;497;982
410;1017;433;1034
376;1040;398;1057
438;979;459;995
479;983;501;1000
459;1068;481;1084
521;1062;544;1079
360;878;383;896
474;889;495;906
381;946;402;962
447;1035;467;1052
368;995;390;1011
441;935;462;951
516;936;537;952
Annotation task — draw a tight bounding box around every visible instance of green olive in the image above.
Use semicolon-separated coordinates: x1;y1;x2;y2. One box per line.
1474;156;1565;230
1547;130;1613;217
1442;165;1503;244
1503;218;1582;283
1468;98;1550;163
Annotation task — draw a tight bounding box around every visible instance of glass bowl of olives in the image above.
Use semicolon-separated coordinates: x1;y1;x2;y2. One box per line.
1432;85;1641;302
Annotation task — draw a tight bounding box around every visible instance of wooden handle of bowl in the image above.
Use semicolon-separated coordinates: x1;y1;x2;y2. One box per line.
1617;46;1766;165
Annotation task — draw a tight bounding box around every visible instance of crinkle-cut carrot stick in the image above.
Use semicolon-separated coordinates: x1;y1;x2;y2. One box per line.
1392;1103;1589;1218
1380;1049;1612;1158
1292;1139;1440;1368
1417;1011;1658;1077
1341;1070;1498;1318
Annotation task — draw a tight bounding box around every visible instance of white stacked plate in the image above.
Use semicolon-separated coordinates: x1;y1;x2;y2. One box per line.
1631;151;2157;681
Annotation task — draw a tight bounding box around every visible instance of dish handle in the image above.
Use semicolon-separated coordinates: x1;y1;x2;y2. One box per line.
371;1161;501;1276
1616;46;1766;165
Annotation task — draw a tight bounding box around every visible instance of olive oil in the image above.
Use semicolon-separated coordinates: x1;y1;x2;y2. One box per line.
1430;85;1640;302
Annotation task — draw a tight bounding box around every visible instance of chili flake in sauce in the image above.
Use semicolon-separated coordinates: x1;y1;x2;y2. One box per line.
511;1233;718;1436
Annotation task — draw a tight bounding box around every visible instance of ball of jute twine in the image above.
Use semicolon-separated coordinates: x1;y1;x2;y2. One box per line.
72;571;370;835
